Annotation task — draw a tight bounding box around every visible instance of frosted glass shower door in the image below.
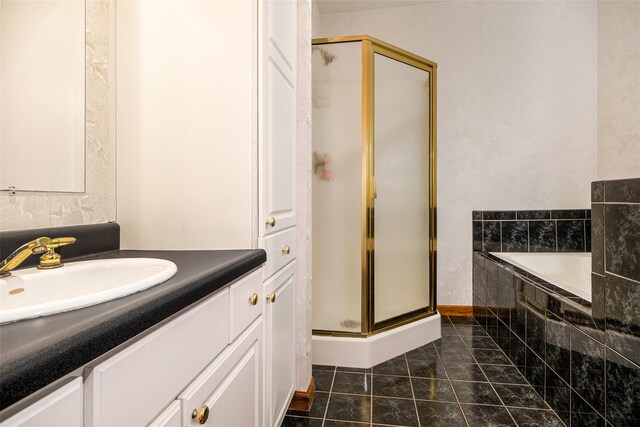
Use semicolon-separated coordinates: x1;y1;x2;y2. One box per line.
373;53;430;325
312;42;363;333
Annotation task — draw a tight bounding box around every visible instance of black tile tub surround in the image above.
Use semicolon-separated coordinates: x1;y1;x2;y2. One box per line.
571;327;606;416
529;220;557;252
604;177;640;203
605;273;640;364
606;348;640;426
474;251;640;426
473;209;591;253
592;177;640;367
605;204;640;282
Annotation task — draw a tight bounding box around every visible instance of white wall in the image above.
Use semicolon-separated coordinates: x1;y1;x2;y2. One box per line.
117;0;255;249
597;0;640;180
317;1;598;305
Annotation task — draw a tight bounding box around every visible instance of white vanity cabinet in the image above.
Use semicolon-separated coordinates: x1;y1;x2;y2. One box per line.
257;3;298;404
258;0;298;425
83;268;263;427
0;378;83;427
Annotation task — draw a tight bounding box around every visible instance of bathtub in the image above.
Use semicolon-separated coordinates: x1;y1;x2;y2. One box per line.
489;252;592;302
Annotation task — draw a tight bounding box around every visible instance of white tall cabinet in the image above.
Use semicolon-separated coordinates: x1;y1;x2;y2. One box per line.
116;1;299;427
258;1;298;426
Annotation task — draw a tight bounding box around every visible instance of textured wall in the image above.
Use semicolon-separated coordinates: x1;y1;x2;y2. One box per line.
296;0;313;392
317;1;598;305
0;0;111;231
597;1;640;180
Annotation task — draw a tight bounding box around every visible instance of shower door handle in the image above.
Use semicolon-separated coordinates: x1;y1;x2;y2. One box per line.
371;176;377;199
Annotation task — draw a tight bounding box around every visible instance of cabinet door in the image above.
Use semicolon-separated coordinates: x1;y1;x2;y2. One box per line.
264;262;296;427
179;319;263;427
0;378;82;427
258;0;297;236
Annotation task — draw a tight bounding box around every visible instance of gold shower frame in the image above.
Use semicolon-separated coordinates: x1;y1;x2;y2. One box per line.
312;35;437;337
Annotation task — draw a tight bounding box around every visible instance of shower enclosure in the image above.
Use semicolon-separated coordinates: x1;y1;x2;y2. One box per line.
312;36;437;341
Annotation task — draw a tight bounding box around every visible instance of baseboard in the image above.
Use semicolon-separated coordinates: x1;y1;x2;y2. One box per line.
288;377;316;412
312;314;441;368
438;305;473;317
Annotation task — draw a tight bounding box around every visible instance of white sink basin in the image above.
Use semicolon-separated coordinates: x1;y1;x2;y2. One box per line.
0;258;177;324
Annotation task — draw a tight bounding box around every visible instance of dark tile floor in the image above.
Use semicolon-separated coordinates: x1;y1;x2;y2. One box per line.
282;316;565;427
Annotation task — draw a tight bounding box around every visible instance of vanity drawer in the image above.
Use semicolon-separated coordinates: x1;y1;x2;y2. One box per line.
258;227;296;280
178;319;262;427
229;269;263;342
84;288;230;427
0;377;83;427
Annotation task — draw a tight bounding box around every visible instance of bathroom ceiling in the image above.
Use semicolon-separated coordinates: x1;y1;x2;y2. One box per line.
316;0;441;14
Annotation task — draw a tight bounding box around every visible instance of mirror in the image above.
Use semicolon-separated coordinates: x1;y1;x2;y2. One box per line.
0;0;85;193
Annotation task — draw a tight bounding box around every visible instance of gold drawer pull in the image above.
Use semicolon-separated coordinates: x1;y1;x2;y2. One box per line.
267;292;276;303
249;293;259;305
192;405;209;425
281;245;290;255
265;217;276;227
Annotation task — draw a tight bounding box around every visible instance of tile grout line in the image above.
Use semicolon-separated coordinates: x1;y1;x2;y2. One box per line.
370;360;373;427
320;366;337;427
456;323;521;426
404;353;422;427
437;317;471;427
605;270;640;285
474;318;568;427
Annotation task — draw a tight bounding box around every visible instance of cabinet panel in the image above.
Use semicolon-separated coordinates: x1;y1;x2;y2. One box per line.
260;59;296;235
258;227;296;280
269;0;296;72
84;288;230;427
264;262;296;427
148;401;181;427
0;378;82;427
179;319;262;427
259;0;297;237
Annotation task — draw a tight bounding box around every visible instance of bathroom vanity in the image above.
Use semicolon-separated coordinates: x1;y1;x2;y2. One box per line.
0;237;297;427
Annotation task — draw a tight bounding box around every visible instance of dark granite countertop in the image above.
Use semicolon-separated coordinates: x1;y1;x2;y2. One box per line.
0;249;266;412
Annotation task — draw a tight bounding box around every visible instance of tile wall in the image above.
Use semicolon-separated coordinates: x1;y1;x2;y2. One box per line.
473;210;591;253
591;178;640;368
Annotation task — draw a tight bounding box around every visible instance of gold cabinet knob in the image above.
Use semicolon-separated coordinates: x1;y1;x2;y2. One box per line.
281;245;290;255
267;292;276;303
265;217;276;227
192;405;209;425
249;293;259;305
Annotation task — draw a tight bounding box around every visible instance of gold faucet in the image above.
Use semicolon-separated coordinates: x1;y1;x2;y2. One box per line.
38;237;77;270
0;237;76;278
